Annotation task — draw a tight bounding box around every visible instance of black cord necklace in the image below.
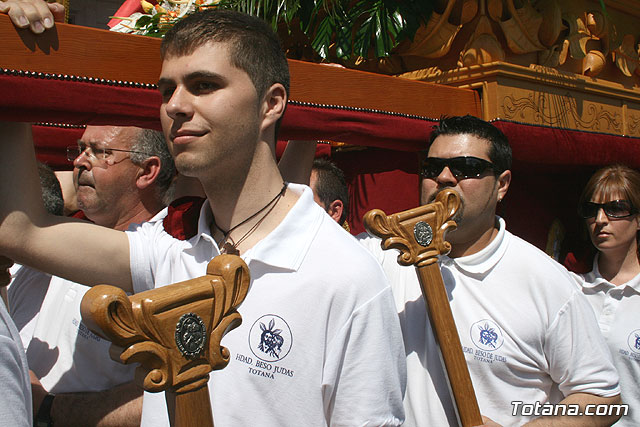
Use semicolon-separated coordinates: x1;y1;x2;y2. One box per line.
214;182;288;255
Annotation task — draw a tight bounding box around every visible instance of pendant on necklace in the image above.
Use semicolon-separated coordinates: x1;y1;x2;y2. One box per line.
220;242;240;256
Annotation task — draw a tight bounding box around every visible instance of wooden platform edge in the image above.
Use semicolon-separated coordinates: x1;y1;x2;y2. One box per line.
0;14;480;119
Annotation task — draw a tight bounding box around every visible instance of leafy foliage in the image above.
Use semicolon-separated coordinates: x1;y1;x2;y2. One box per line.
134;12;171;37
121;0;434;61
282;0;435;61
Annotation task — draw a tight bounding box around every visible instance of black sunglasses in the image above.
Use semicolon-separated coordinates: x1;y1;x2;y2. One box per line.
578;200;637;219
421;156;497;180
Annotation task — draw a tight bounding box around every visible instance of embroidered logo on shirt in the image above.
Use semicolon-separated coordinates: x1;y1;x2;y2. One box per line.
470;319;504;351
249;314;293;362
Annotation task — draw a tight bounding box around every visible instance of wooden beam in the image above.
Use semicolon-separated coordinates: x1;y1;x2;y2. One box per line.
0;14;480;119
0;14;161;83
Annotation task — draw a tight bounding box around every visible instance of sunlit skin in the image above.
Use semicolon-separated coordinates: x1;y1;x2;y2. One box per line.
157;41;294;248
420;134;511;258
158;43;263;186
587;192;640;285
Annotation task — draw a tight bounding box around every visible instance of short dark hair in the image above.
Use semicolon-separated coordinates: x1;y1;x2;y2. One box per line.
161;9;290;101
312;157;349;225
129;129;175;202
428;115;512;174
37;162;64;216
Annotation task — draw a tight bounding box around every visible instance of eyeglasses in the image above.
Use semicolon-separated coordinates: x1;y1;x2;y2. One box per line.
421;156;497;180
66;141;150;165
578;200;637;219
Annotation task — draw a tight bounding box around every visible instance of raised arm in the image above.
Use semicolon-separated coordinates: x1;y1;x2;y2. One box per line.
0;123;133;292
278;140;317;185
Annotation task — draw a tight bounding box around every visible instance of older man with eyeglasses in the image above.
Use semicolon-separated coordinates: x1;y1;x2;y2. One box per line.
6;125;175;427
360;115;622;427
67;126;175;228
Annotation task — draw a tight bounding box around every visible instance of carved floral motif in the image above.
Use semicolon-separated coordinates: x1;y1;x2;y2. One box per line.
502;92;622;132
629;113;640;135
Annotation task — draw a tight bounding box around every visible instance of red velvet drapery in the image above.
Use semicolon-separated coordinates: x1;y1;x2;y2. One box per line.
3;72;639;258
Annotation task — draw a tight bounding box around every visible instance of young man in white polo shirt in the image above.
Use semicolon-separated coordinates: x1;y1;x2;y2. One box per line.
0;6;406;427
360;115;622;426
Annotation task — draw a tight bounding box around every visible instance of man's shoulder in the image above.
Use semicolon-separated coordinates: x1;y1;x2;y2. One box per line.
501;230;578;292
305;225;392;292
315;224;383;265
504;231;567;269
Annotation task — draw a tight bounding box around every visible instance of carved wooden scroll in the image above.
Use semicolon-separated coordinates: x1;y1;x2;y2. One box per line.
363;189;482;427
80;254;251;427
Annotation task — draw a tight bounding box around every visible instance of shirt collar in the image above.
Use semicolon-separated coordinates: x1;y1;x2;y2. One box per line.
441;216;508;275
193;183;322;271
583;254;640;294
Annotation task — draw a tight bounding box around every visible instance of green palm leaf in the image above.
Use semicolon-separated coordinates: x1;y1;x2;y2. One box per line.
145;0;435;61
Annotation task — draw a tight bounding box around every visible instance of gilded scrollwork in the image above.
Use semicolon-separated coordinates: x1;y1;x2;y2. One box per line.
386;0;640;87
363;189;460;268
629;113;640;135
502;92;622;132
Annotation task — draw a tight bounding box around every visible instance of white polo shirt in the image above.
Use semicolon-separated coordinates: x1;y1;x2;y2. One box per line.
127;184;406;426
7;210;166;394
572;256;640;426
0;298;31;426
360;217;619;426
10;272;137;393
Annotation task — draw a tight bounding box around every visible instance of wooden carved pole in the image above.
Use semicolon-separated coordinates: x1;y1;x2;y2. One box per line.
80;254;251;427
363;189;482;427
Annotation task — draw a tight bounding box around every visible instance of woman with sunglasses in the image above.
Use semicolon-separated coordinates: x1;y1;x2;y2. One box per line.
573;164;640;426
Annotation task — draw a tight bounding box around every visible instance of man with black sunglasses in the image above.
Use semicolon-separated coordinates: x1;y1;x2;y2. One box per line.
361;115;622;426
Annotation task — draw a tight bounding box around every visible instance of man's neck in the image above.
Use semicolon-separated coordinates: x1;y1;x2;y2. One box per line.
201;159;298;254
91;201;163;231
448;218;500;258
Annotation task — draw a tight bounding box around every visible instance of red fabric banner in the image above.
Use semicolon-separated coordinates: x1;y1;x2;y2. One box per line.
6;72;640;254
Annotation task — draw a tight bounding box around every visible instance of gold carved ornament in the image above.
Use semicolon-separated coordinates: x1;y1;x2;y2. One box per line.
387;1;640;82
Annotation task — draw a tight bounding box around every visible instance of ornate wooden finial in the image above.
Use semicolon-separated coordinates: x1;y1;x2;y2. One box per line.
81;254;251;426
363;189;482;427
364;188;460;267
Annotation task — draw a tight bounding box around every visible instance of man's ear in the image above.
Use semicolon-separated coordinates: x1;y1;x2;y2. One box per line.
260;83;287;133
136;156;161;190
496;169;511;202
326;199;344;224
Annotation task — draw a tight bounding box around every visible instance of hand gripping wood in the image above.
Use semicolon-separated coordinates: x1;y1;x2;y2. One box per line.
80;254;250;427
363;189;482;427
